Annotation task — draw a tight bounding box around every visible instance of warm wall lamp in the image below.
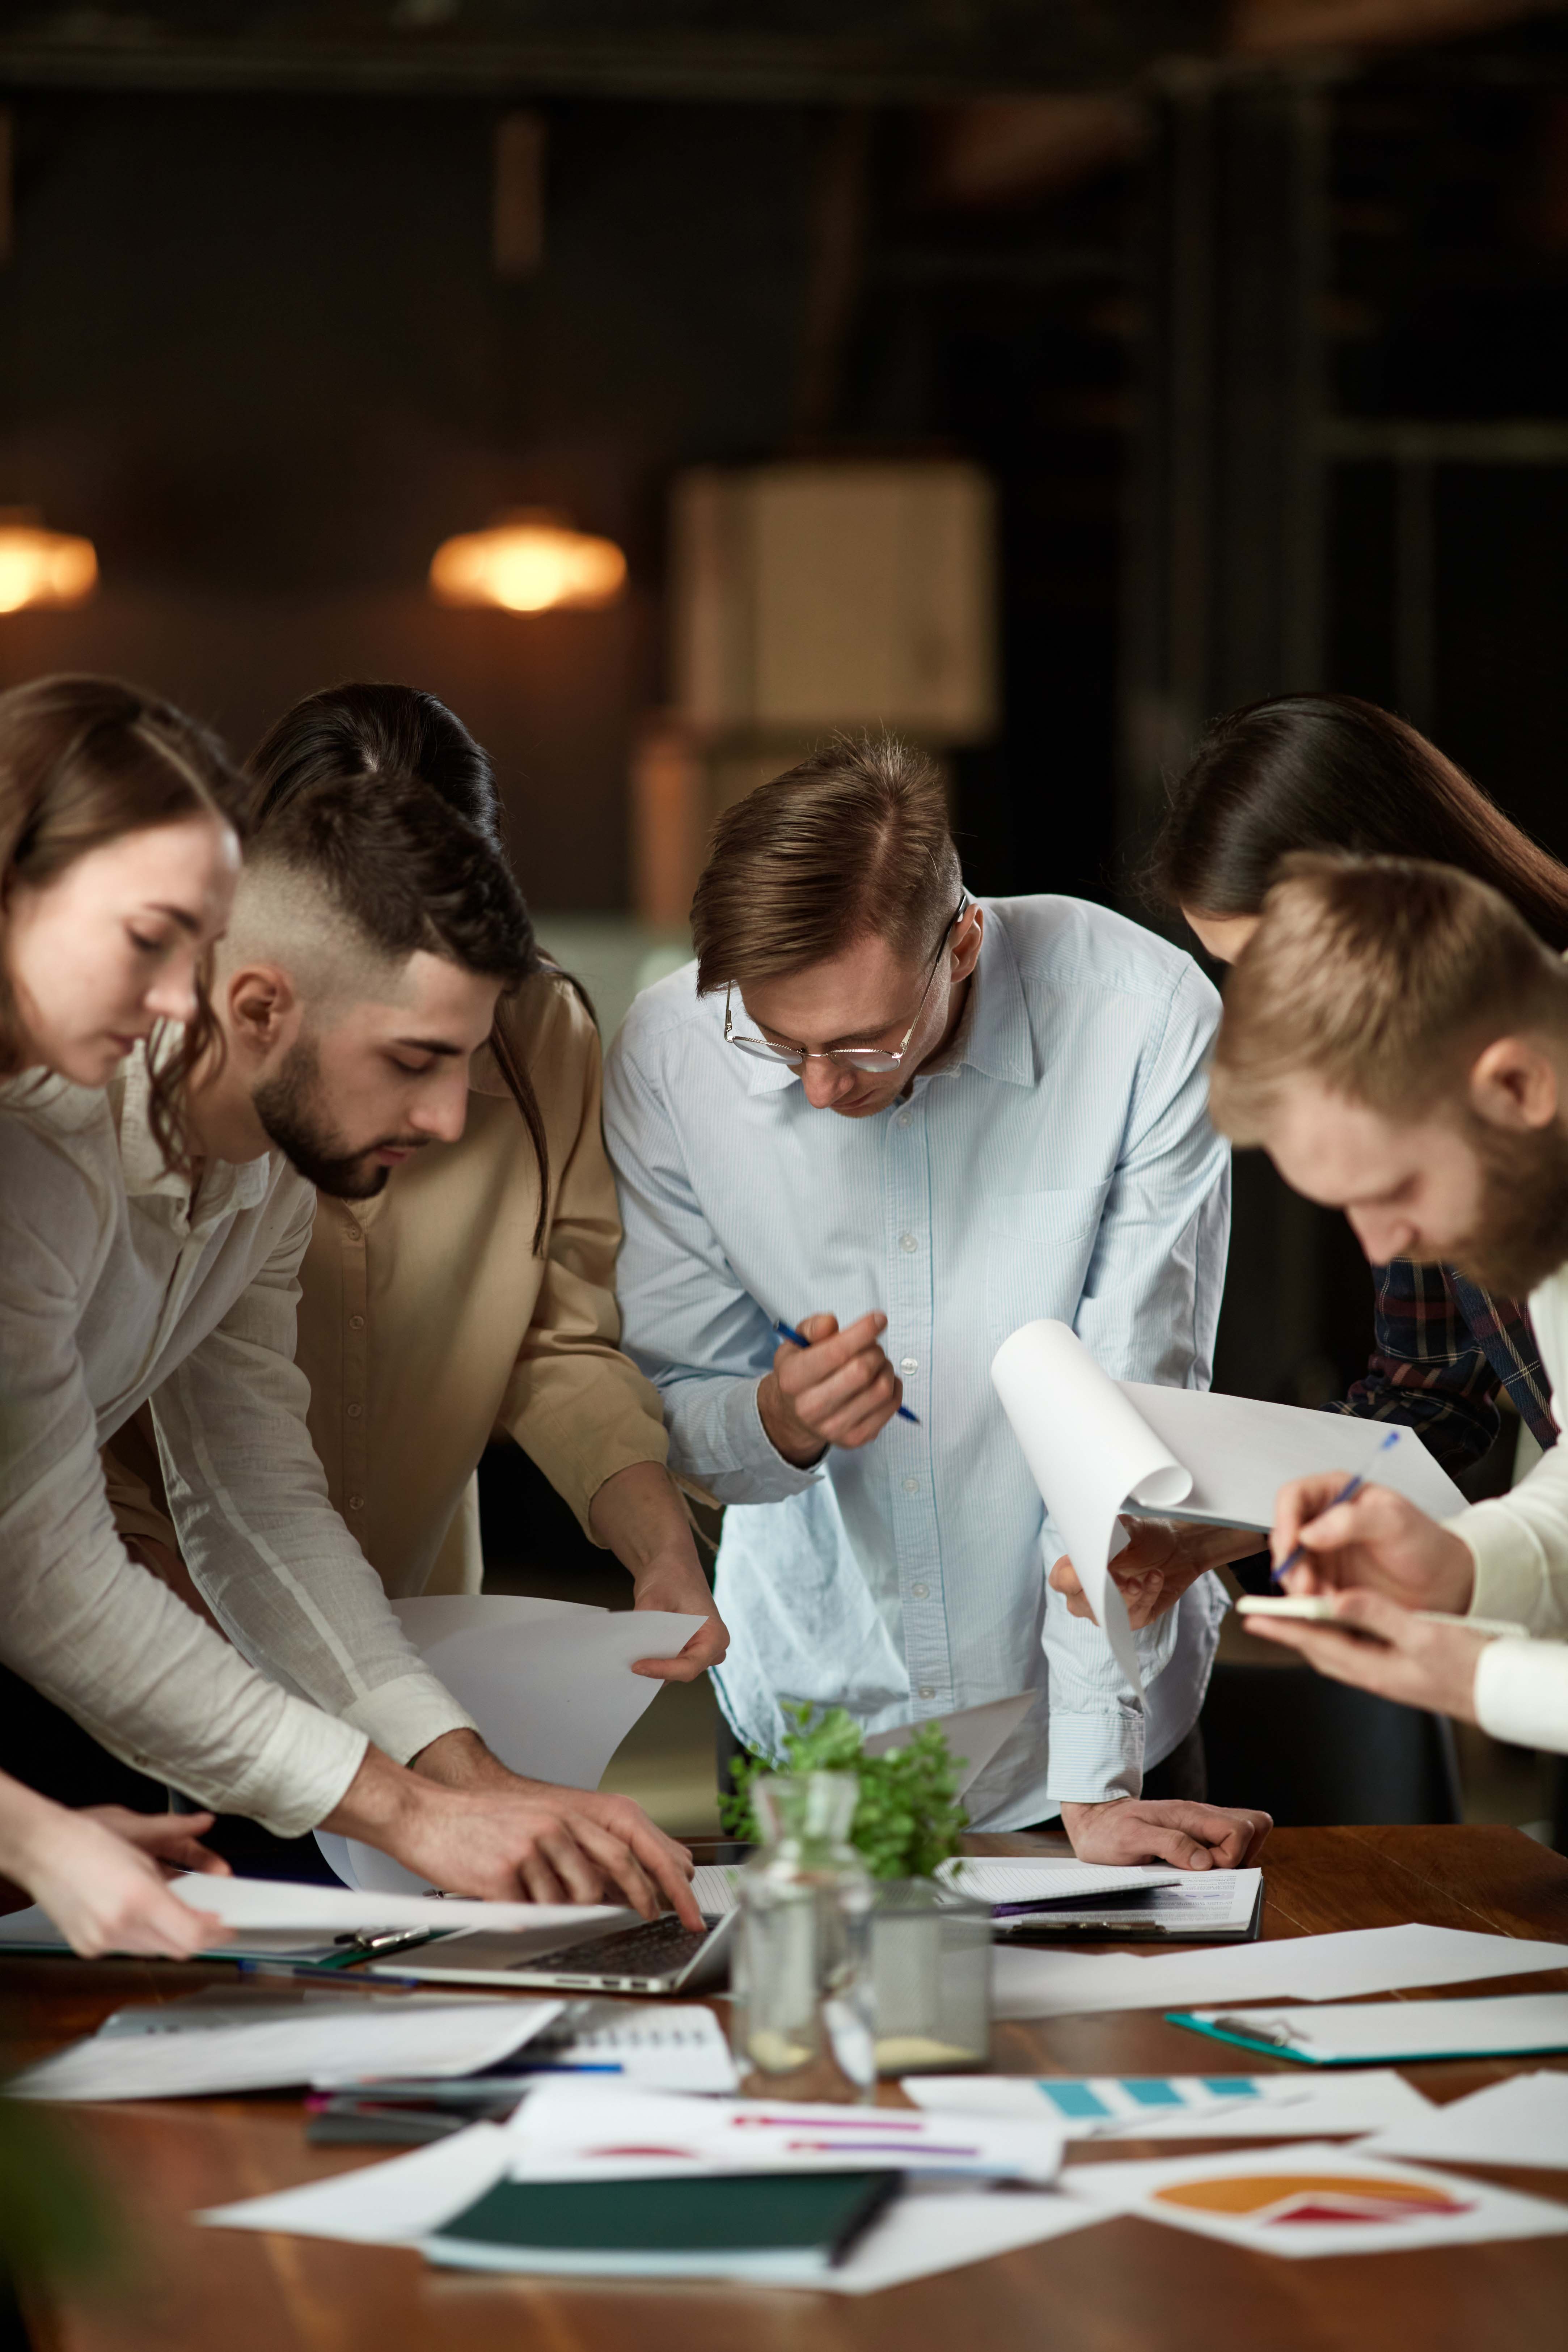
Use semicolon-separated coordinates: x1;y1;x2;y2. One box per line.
0;510;97;612
428;509;627;614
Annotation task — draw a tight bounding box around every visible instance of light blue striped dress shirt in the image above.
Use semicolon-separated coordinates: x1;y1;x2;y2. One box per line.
603;896;1232;1828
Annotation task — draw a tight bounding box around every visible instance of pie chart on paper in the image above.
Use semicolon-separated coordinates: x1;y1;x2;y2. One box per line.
1154;2171;1474;2229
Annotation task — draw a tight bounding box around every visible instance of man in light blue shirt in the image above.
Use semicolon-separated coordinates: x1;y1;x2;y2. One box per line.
604;739;1271;1869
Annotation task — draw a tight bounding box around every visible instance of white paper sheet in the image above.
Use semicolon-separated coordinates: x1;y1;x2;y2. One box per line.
815;2183;1105;2293
199;2121;516;2242
904;2069;1432;2139
1360;2070;1568;2168
937;1859;1183;1906
992;1922;1568;2020
863;1693;1037;1800
1058;2139;1568;2258
9;1997;562;2102
991;1321;1173;1695
989;1320;1467;1701
989;1871;1261;1939
524;2002;739;2093
313;1595;705;1892
502;2080;1062;2183
1185;1993;1568;2065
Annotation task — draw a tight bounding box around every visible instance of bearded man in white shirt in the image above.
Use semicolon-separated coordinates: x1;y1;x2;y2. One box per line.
1205;851;1568;1753
0;767;699;1920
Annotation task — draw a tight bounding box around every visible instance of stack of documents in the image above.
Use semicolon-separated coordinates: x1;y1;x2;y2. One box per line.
199;2082;1084;2290
8;1995;563;2103
938;1859;1262;1941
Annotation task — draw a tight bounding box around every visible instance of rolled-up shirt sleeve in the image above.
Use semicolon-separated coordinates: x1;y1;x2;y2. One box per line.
1474;1636;1568;1754
603;1023;825;1506
150;1177;476;1766
0;1135;367;1836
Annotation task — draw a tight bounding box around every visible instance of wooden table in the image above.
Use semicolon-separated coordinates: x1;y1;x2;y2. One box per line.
8;1826;1568;2352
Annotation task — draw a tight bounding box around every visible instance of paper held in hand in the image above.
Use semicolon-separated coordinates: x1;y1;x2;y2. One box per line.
314;1594;706;1894
990;1319;1467;1696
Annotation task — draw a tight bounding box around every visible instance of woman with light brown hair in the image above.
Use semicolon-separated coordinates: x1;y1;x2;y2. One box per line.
0;673;241;1954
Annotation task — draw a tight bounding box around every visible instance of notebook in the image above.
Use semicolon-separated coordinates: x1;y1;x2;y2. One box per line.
421;2169;899;2282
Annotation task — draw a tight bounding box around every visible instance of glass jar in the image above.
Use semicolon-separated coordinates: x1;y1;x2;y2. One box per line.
869;1879;993;2074
730;1772;875;2103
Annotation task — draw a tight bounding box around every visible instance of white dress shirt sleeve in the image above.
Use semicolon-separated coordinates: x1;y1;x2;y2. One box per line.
1447;1446;1568;1639
1474;1636;1568;1754
0;1130;368;1836
603;1027;825;1506
149;1175;477;1764
1041;961;1233;1805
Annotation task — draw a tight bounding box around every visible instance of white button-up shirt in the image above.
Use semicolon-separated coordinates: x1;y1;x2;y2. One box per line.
0;1045;472;1836
604;896;1231;1826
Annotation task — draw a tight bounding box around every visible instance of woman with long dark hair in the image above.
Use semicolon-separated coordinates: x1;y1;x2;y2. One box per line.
103;682;726;1677
0;674;240;1955
1151;690;1566;1476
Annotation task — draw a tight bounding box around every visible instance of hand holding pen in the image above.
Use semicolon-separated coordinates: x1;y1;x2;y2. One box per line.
758;1310;917;1468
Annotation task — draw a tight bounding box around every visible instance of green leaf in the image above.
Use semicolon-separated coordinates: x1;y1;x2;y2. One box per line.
717;1703;967;1879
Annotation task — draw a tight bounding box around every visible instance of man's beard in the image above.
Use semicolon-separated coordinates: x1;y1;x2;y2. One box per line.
1447;1113;1568;1300
252;1037;427;1200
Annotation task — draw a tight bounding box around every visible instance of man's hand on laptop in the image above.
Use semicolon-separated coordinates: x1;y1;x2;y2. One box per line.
1059;1797;1272;1871
327;1740;702;1925
1049;1519;1264;1629
759;1310;903;1466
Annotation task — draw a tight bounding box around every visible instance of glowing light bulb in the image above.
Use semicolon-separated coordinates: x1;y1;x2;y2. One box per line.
428;512;626;613
0;515;97;612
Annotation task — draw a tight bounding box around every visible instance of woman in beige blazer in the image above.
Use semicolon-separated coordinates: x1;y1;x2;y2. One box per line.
109;684;724;1687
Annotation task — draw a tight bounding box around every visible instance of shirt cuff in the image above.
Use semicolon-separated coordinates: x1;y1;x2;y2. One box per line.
175;1704;370;1841
1448;1497;1550;1626
341;1674;478;1769
1474;1637;1568;1754
672;1378;827;1506
1043;1703;1144;1805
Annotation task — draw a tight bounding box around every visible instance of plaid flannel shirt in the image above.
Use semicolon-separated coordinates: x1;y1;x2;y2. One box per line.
1327;1259;1558;1474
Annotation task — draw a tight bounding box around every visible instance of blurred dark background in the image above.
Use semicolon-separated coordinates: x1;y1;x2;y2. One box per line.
2;8;1567;1778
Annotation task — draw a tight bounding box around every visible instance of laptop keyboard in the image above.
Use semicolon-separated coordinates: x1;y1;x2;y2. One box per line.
536;1915;721;1977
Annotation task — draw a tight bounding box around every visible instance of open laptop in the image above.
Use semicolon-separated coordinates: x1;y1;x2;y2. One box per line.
364;1909;736;1996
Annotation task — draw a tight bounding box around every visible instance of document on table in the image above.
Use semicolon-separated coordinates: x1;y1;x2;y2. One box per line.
503;2080;1063;2183
990;1318;1466;1697
1360;2070;1568;2168
992;1922;1568;2019
9;1996;563;2102
937;1859;1184;1907
314;1594;706;1893
521;2001;738;2093
1173;1991;1568;2065
198;2134;1105;2288
981;1867;1261;1941
904;2068;1432;2139
1059;2139;1568;2259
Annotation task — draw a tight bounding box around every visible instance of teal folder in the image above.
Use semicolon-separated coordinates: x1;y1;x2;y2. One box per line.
423;2169;900;2282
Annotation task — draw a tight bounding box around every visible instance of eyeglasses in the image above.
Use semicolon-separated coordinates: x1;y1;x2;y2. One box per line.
723;897;971;1074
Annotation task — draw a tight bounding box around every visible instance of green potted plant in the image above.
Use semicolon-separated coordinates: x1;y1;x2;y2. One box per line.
723;1705;991;2073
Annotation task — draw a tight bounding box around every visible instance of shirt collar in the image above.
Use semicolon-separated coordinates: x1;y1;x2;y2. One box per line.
115;1033;272;1220
731;902;1035;1099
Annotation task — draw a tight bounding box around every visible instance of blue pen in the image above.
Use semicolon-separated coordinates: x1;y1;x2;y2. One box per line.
773;1319;920;1425
1270;1426;1401;1590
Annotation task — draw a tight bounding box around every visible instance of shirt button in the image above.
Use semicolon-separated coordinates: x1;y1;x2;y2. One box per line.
347;1402;363;1419
896;1112;912;1129
917;1685;936;1701
902;1476;921;1493
347;1494;365;1512
343;1225;362;1244
348;1313;365;1331
910;1582;930;1600
900;1356;918;1375
899;1232;919;1253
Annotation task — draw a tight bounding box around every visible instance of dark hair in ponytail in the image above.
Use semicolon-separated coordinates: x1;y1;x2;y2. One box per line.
1149;691;1568;954
247;682;564;1251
